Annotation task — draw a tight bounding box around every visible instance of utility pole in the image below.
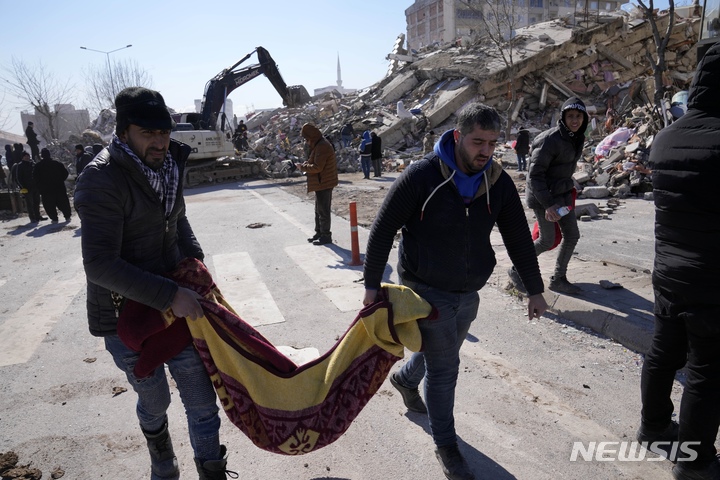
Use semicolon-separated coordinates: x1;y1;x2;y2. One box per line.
80;44;133;99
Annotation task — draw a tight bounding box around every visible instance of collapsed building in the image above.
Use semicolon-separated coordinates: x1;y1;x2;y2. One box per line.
25;8;702;202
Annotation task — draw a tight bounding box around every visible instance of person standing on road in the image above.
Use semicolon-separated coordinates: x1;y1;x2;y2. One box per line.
16;152;46;223
25;121;41;160
637;43;720;480
509;97;588;295
359;129;373;179
514;127;530;171
362;103;548;480
340;122;355;148
34;147;72;223
74;87;234;480
297;122;338;246
74;144;94;178
370;131;383;178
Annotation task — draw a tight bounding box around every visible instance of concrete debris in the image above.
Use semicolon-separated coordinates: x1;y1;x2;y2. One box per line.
70;10;700;191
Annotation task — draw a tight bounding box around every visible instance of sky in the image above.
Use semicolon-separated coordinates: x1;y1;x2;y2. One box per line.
0;0;408;136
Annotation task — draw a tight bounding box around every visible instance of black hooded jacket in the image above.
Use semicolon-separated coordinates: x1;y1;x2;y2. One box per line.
650;43;720;304
74;139;204;336
526;97;588;210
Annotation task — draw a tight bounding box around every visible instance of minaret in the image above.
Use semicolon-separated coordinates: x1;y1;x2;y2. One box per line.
336;53;343;90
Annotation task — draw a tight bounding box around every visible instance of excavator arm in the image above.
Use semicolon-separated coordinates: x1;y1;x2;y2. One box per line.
199;46;310;130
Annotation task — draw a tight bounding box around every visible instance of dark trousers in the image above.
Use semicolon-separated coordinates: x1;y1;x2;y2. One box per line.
29;144;40;160
372;157;382;177
41;188;71;221
314;188;333;237
23;188;42;222
640;290;720;467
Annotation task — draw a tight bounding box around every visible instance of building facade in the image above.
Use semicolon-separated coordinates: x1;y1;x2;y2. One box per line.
405;0;629;50
20;104;90;145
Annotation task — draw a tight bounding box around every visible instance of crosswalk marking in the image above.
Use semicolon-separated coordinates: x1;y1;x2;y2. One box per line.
211;252;285;327
0;259;86;367
285;244;364;312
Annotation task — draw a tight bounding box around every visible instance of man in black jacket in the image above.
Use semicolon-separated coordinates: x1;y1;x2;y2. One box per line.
34;148;71;223
74;87;233;480
25;121;41;160
362;103;547;480
637;43;720;480
370;131;382;177
16;151;46;223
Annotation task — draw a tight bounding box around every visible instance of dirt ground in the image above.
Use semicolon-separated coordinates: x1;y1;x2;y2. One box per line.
269;166;527;229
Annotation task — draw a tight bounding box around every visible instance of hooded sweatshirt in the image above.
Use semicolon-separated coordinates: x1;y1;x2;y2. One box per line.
650;42;720;304
359;130;372;155
363;134;543;295
526;96;588;210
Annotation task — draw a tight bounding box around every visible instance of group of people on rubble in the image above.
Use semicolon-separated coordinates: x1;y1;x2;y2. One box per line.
66;42;720;480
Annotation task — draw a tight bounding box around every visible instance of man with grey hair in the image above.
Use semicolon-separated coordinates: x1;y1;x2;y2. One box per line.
362;102;547;480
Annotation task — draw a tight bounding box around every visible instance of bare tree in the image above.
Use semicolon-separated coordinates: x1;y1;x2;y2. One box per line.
0;92;13;132
85;59;153;113
1;58;75;142
459;0;523;138
635;0;676;126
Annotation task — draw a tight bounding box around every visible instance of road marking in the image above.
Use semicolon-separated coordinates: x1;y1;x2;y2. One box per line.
0;259;86;367
249;190;313;237
211;252;285;327
285;244;364;312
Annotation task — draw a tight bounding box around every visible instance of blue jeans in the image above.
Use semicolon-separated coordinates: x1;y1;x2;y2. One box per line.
360;154;371;178
104;335;221;462
341;134;352;148
395;280;480;447
516;154;527;171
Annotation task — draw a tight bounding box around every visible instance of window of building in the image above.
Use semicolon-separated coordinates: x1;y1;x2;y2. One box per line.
590;1;598;9
530;0;543;7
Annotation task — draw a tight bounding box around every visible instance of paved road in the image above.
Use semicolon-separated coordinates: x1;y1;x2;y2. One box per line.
0;181;684;479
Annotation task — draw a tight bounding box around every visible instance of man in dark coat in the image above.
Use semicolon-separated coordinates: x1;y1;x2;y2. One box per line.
16;152;45;223
514;127;530;171
510;97;588;295
74;144;94;177
25;121;41;160
370;131;383;177
637;42;720;480
74;87;232;479
34;148;71;223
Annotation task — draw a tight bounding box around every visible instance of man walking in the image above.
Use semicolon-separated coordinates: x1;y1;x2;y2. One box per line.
370;131;383;177
362;103;547;480
34;148;72;223
74;87;233;479
16;152;45;223
637;43;720;480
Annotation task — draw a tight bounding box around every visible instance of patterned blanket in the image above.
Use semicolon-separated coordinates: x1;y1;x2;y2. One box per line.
117;258;435;455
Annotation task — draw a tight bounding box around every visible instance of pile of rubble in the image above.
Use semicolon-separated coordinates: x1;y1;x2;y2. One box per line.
238;8;701;195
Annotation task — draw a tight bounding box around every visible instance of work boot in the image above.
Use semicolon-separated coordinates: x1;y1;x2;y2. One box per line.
312;235;332;246
195;445;238;480
435;443;476;480
673;457;720;480
142;421;179;480
636;420;679;444
549;275;581;295
507;266;526;294
307;233;321;243
389;372;427;414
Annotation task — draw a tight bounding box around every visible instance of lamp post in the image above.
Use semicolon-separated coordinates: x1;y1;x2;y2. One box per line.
80;44;133;99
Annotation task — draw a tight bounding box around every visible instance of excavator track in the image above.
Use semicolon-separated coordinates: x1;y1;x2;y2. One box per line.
184;157;265;187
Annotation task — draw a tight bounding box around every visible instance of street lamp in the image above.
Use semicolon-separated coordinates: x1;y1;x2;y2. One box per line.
80;44;133;99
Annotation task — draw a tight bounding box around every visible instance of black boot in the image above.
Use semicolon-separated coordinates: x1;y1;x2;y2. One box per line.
141;421;179;480
195;445;238;479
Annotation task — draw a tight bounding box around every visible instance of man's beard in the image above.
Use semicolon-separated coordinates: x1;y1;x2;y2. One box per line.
457;142;488;175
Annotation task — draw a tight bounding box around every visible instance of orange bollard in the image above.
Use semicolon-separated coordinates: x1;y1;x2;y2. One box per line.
348;202;362;266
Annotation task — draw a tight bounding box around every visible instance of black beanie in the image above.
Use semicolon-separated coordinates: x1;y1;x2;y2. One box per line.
40;148;51;160
115;87;174;135
75;144;83;151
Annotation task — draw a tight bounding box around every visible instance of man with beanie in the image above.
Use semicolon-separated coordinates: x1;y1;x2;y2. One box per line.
74;87;233;479
637;43;720;480
510;96;588;295
362;103;547;480
297;122;338;246
74;144;93;177
34;147;71;223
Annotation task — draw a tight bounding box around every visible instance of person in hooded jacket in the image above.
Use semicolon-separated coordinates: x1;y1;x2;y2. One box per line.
514;127;530;171
637;43;720;480
510;97;588;295
34;147;71;223
370;131;383;177
362;103;547;480
297;123;338;246
359;129;372;179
